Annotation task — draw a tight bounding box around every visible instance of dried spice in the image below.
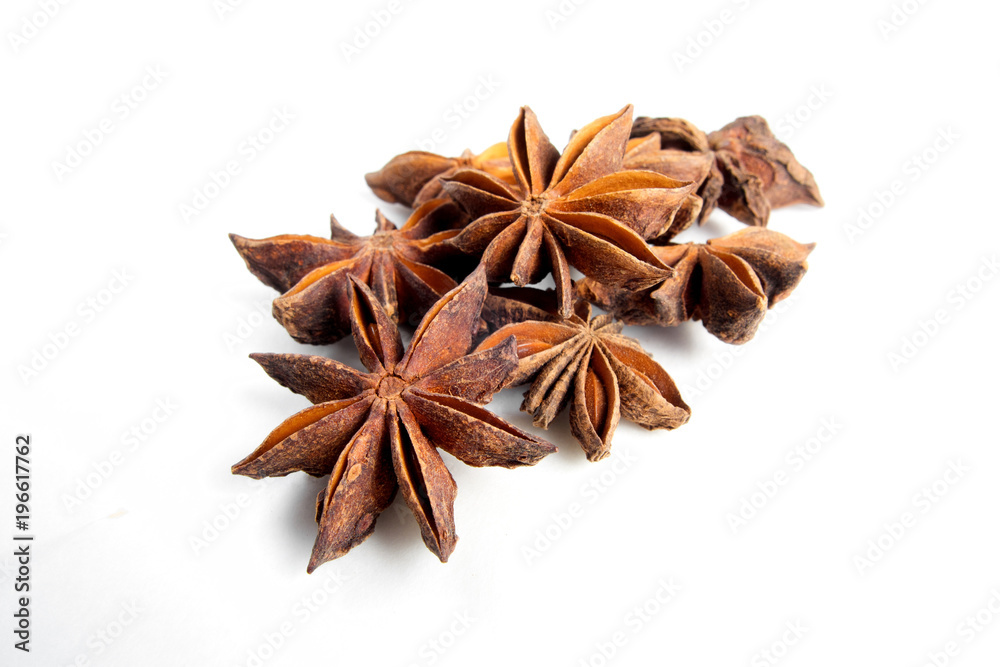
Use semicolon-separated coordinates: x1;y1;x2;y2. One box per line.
476;294;689;461
230;199;466;344
709;116;824;216
442;105;697;319
623;133;710;242
230;102;825;568
577;228;814;344
365;144;514;208
233;267;556;570
630;115;824;227
481;285;564;332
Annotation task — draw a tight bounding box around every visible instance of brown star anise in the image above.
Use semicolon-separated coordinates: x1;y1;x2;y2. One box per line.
577;228;814;344
230;199;466;344
365;144;514;207
441;105;698;319
475;294;689;462
630;115;824;227
623;133;710;242
233;267;556;570
480;285;564;332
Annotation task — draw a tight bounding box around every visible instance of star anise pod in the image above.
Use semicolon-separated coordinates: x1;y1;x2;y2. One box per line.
481;285;564;332
623;133;711;242
233;267;556;570
630;115;824;227
230;199;466;344
475;293;689;462
441;105;698;319
365;144;514;207
577;228;814;344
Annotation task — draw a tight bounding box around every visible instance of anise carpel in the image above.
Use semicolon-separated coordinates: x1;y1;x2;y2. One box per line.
629;115;824;227
228;101;826;568
233;267;556;570
475;293;689;462
480;285;567;331
230;199;466;345
577;228;814;344
365;144;514;208
623;133;710;242
441;105;697;319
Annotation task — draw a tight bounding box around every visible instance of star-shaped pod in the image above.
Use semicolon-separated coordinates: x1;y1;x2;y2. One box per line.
230;199;465;344
629;115;824;227
233;267;556;570
442;105;698;319
577;228;815;344
365;144;514;208
475;295;689;462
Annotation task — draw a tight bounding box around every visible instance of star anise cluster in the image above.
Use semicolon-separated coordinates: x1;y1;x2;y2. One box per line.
229;104;823;569
628;116;824;228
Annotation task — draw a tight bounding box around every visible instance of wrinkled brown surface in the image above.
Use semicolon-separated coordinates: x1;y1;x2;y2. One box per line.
232;267;556;570
709;116;824;212
577;228;815;344
365;144;515;208
630;117;710;152
480;285;569;331
476;296;689;462
442;105;697;318
623;134;711;242
230;199;467;344
630;115;823;227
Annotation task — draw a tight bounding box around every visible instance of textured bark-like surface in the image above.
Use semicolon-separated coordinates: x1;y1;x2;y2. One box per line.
230;199;468;344
232;267;556;570
623;133;711;242
630;115;823;227
476;296;689;461
442;105;697;318
577;228;815;344
365;144;515;207
708;116;824;212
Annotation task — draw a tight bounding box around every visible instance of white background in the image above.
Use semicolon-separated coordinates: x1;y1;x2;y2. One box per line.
3;0;999;665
